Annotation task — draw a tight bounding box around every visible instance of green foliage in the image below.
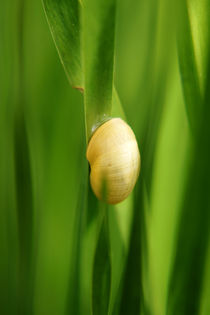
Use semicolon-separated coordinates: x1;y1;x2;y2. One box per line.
1;0;210;314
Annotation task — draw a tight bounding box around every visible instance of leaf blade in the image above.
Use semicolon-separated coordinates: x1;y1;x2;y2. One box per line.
92;209;111;315
43;0;82;88
82;0;117;139
177;0;202;132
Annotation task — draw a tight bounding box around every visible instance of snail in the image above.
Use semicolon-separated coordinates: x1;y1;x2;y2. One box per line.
86;118;141;204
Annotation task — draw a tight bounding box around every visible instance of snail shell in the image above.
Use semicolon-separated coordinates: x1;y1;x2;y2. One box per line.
86;118;140;204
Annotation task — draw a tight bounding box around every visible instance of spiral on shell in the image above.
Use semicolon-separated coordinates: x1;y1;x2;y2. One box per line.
86;118;140;204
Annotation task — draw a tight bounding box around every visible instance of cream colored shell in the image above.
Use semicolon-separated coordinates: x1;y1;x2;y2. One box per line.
86;118;140;204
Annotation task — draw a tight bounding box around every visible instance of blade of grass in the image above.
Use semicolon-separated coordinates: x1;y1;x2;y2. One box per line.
78;186;102;315
0;100;18;315
197;48;210;315
187;0;210;92
92;207;111;315
14;111;34;315
199;241;210;315
118;184;142;315
107;196;133;315
82;0;116;139
65;148;88;315
177;0;202;132
42;0;82;88
14;0;34;313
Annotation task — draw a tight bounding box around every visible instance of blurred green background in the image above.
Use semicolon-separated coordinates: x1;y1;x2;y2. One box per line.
1;0;210;314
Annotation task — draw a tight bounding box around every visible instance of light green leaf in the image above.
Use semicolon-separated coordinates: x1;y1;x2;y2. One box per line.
92;208;111;315
177;0;202;132
43;0;83;88
82;0;117;139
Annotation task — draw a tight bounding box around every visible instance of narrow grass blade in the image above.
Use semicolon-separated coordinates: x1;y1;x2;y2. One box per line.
107;196;134;315
42;0;82;88
78;187;100;315
92;209;111;315
65;145;88;315
177;0;202;132
13;0;34;313
82;0;116;139
0;94;19;315
118;184;142;315
199;48;210;315
14;111;34;315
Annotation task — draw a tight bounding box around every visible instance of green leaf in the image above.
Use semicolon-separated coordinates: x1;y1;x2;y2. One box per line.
82;0;116;139
14;111;34;315
118;185;142;315
13;0;34;312
108;196;133;315
92;208;111;315
177;0;202;132
65;146;88;315
199;47;210;315
42;0;83;88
